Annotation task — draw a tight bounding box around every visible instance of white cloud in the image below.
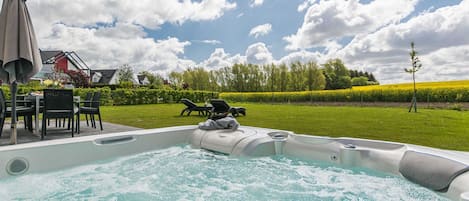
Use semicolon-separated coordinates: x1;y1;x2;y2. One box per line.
40;24;195;73
250;0;264;8
15;0;469;84
297;0;316;12
200;48;246;69
420;45;469;81
236;13;244;18
95;23;147;39
22;0;236;74
245;42;273;65
333;0;469;83
277;50;321;65
28;0;236;30
201;44;323;68
284;0;418;50
192;40;222;45
249;23;272;38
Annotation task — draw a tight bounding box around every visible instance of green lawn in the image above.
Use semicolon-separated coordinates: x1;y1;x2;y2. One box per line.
101;103;469;151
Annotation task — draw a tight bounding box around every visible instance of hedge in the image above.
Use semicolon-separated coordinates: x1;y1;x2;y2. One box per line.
110;89;217;105
0;86;218;106
220;87;469;103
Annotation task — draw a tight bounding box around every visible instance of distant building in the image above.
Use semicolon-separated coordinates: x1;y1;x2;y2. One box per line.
90;69;119;85
34;50;90;80
137;74;150;85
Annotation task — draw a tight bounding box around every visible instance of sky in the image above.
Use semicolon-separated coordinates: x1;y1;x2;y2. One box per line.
14;0;469;84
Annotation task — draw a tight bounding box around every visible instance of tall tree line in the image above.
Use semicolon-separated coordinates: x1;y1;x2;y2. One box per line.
166;59;378;92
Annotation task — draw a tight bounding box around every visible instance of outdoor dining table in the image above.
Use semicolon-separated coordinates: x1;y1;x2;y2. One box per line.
26;93;80;135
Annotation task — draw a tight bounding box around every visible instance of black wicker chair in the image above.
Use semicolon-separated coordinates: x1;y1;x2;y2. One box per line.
0;89;35;136
80;91;103;130
41;89;79;139
82;92;93;127
209;99;246;119
180;98;212;116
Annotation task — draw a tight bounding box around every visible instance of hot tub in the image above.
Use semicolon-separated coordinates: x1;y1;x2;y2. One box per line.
0;125;468;200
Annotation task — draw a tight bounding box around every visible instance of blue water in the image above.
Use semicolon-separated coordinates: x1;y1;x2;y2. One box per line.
0;145;449;201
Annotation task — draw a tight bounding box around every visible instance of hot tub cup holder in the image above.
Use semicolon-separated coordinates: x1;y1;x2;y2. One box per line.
268;132;289;155
340;144;362;166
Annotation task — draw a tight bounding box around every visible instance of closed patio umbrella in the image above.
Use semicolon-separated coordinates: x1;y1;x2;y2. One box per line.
0;0;42;144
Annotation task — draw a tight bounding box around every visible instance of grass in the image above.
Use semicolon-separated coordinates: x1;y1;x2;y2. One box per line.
101;103;469;151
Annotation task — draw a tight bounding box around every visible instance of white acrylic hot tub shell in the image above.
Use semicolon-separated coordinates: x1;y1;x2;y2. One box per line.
0;125;468;201
0;126;197;178
282;134;469;201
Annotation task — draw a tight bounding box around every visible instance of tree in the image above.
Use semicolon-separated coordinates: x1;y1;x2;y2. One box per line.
289;62;307;91
336;76;352;89
66;70;90;88
358;70;364;77
279;64;289;92
181;67;212;91
306;62;325;90
118;64;135;83
323;59;351;89
369;73;377;82
231;64;245;92
169;71;184;89
264;64;279;92
208;71;220;91
140;71;163;88
405;42;422;113
351;76;368;86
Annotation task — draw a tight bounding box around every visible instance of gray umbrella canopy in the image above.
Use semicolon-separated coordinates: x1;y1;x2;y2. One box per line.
0;0;42;144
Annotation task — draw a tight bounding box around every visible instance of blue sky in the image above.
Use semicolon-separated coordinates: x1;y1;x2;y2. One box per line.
153;0;462;63
20;0;469;83
150;0;305;62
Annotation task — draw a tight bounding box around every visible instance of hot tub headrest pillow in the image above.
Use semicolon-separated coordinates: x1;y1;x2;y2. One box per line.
399;150;469;192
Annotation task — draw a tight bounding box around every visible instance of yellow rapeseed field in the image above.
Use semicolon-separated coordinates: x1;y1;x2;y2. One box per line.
353;80;469;91
220;80;469;103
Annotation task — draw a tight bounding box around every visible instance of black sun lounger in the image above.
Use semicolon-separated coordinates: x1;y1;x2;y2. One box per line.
209;99;246;118
180;98;212;116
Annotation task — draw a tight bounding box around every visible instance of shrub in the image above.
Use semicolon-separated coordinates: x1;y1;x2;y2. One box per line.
66;70;90;87
119;81;134;89
110;89;218;105
0;85;217;106
220;87;469;103
336;76;352;89
74;87;113;106
351;76;368;86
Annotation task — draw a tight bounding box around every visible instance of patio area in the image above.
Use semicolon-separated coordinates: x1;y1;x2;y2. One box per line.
0;120;141;146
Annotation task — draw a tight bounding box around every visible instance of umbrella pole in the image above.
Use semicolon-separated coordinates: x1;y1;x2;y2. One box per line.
9;81;17;144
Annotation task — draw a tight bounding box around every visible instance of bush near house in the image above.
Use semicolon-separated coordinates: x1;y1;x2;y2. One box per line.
0;86;218;106
110;89;217;105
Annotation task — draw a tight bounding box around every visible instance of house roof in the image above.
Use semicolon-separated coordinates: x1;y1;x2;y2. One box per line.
40;50;63;63
137;74;146;84
40;50;90;71
91;69;117;84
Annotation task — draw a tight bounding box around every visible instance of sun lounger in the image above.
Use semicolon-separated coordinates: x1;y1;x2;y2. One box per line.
209;99;246;118
180;98;212;116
